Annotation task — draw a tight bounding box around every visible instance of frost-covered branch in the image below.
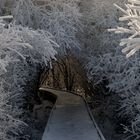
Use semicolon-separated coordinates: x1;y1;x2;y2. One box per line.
109;0;140;58
0;15;13;20
12;0;82;52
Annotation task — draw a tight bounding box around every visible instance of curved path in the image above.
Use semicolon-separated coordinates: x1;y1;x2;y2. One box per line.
40;88;105;140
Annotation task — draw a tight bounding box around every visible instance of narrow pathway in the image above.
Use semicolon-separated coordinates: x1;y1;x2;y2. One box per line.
40;88;105;140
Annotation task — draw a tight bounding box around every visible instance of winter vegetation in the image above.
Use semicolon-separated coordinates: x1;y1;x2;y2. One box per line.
86;0;140;139
0;18;58;139
12;0;81;52
1;0;140;140
110;0;140;139
0;0;81;140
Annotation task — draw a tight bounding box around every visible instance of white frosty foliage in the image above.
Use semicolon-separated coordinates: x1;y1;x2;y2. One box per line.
87;47;140;139
0;20;58;139
109;0;140;58
0;15;13;20
0;0;81;139
107;0;140;139
13;0;81;52
0;22;58;71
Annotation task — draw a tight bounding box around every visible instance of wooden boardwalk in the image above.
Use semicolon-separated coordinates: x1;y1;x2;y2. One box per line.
40;88;105;140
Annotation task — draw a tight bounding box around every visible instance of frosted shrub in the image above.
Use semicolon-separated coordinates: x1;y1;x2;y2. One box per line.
0;0;81;139
87;53;140;139
107;0;140;139
0;21;58;67
87;47;140;139
12;0;82;52
0;20;58;139
43;0;82;50
86;0;140;138
78;0;125;57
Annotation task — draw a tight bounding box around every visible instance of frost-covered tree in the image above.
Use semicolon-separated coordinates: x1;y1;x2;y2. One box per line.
0;19;58;69
0;0;82;139
87;49;140;139
107;0;140;139
20;0;83;90
0;17;58;139
77;0;126;57
87;0;140;139
12;0;81;52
